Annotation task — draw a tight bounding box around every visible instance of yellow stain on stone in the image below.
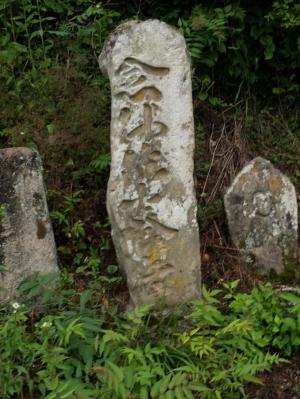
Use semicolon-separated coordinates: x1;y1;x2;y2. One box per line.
269;177;283;194
238;170;252;186
172;273;183;291
239;164;260;185
148;242;167;264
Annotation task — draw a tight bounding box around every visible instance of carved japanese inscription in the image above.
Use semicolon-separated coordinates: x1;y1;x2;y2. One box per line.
225;157;298;277
99;20;201;306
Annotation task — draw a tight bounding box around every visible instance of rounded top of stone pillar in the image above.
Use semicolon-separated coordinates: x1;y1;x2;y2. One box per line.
0;147;37;157
99;19;189;78
0;147;42;172
225;156;294;200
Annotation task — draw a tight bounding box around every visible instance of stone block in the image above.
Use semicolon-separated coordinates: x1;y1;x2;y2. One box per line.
225;157;298;276
0;148;58;300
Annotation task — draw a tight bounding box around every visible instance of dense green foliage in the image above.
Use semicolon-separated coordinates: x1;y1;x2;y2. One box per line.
1;0;300;114
0;1;300;397
3;277;300;398
1;0;300;93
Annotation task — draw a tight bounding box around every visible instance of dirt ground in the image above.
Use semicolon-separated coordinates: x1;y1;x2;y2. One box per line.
247;355;300;399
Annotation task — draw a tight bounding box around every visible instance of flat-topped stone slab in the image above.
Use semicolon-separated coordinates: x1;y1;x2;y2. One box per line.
0;148;58;300
99;20;201;306
225;157;298;277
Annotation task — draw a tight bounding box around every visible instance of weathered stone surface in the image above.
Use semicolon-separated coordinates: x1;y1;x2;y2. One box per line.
99;20;201;306
0;148;58;300
224;157;298;276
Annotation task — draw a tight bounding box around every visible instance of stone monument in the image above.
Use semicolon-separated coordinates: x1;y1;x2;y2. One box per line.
225;157;298;276
99;20;201;306
0;148;58;300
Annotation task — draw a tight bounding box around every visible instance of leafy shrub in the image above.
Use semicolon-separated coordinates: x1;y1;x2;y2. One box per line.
178;1;300;104
0;0;120;91
230;283;300;356
2;278;300;398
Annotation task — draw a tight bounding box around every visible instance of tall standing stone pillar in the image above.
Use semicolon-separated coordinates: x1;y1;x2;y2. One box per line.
99;20;201;306
0;148;58;300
